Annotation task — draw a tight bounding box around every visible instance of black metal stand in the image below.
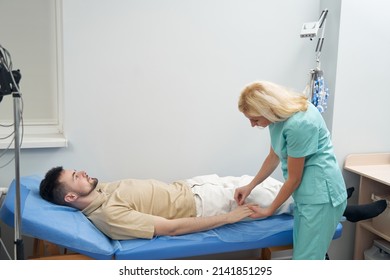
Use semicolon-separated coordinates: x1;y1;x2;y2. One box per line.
13;92;23;260
0;44;24;260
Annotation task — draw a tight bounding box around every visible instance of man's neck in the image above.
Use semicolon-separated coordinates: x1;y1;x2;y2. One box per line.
73;189;100;210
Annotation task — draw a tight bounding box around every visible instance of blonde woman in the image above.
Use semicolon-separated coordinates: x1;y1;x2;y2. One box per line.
234;81;347;260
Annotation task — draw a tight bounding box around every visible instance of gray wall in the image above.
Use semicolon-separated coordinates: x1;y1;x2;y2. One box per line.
329;0;390;260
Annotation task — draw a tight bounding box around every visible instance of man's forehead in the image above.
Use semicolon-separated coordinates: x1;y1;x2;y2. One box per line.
59;169;74;181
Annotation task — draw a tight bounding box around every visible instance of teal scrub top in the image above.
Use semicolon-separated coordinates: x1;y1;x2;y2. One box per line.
269;102;347;207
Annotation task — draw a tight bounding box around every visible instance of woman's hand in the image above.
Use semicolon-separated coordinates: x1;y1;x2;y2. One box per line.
225;205;255;223
234;184;253;205
247;205;274;219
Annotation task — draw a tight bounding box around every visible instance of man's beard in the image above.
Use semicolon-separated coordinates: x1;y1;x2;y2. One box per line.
79;178;99;197
91;177;98;188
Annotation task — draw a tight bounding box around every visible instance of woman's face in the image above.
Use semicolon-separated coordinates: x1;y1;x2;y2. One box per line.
244;113;272;129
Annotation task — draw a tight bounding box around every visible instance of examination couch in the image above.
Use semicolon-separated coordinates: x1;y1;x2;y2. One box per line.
0;175;343;260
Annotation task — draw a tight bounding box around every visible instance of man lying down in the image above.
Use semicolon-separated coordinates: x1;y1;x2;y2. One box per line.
39;166;387;240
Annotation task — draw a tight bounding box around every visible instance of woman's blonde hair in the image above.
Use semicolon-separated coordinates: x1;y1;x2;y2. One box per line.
238;81;308;122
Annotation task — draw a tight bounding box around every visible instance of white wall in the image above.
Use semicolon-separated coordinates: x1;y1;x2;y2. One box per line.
58;0;319;183
329;0;390;260
1;0;320;185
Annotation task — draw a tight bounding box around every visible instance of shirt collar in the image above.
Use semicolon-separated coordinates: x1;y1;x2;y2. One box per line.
82;185;106;216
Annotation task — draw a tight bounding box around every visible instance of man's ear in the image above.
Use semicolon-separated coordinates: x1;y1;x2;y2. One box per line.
64;192;78;203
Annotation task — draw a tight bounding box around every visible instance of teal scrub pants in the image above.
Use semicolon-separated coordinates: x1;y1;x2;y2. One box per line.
292;200;347;260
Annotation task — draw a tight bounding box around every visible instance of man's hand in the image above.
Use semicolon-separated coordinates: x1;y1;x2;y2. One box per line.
247;204;273;219
225;204;255;223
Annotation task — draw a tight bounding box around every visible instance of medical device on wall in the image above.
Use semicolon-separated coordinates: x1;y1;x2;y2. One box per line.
0;43;24;260
300;9;328;39
301;9;329;113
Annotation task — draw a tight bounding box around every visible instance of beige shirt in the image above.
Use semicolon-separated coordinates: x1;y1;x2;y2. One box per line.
82;179;196;240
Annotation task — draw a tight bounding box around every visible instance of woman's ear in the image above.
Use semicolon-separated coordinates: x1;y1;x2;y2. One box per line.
64;192;78;203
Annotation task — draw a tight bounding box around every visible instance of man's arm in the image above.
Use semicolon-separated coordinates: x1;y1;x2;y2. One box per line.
153;205;254;236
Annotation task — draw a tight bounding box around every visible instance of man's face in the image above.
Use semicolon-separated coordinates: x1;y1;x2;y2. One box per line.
59;169;98;197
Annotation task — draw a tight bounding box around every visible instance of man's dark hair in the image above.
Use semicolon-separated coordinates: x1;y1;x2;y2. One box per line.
39;166;67;205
